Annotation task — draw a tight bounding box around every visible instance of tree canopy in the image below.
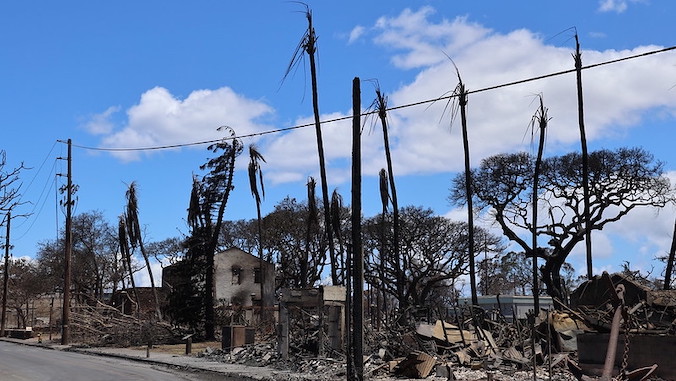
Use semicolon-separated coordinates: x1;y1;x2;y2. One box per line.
37;210;121;302
450;147;674;301
363;206;503;309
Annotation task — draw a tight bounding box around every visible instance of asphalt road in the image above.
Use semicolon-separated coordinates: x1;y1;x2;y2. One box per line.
0;341;229;381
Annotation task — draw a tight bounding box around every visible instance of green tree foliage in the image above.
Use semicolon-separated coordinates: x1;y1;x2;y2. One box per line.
450;147;674;301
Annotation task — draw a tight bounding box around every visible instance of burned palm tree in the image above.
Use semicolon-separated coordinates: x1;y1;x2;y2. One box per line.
248;145;268;317
527;95;550;379
302;177;319;288
665;219;676;290
373;87;403;309
528;94;550;312
118;216;139;317
377;168;389;328
124;182;161;320
200;126;242;340
284;5;338;285
330;189;346;285
445;63;477;305
574;33;593;280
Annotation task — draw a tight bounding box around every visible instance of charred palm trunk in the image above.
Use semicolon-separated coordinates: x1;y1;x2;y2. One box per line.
458;81;477;305
377;169;388;330
330;190;345;285
118;217;139;316
304;11;338;285
126;183;161;320
375;89;401;312
248;146;267;321
531;96;548;312
302;178;317;288
664;218;676;290
575;35;593;280
350;76;364;381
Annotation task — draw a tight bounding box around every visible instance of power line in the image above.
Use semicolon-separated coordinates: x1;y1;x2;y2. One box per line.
70;44;676;153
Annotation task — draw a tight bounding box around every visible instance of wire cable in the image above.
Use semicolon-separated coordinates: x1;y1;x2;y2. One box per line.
68;44;675;153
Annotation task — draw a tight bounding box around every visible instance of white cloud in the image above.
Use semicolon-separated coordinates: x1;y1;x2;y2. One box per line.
134;257;166;288
348;25;365;44
361;10;676;178
82;105;120;135
599;0;628;13
598;0;646;13
94;86;273;161
263;112;355;186
373;8;491;69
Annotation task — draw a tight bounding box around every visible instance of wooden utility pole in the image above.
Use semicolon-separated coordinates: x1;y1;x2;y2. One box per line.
350;77;363;381
61;139;73;345
1;212;10;337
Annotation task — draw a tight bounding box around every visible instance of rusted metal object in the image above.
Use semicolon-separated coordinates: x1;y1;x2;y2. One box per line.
601;282;624;381
568;272;659;381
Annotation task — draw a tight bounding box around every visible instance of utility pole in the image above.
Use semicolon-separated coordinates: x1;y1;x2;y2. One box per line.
350;77;363;381
1;212;10;337
59;139;73;345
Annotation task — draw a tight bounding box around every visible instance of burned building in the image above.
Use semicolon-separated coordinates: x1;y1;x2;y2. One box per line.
162;247;275;309
213;247;275;308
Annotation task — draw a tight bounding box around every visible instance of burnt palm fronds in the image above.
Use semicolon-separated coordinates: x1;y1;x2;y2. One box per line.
248;145;266;206
248;144;268;318
125;182;161;320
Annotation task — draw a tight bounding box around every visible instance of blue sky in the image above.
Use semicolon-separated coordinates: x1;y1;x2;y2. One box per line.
1;0;675;286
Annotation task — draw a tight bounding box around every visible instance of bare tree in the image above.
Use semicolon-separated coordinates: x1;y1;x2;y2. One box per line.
363;206;502;309
451;147;675;301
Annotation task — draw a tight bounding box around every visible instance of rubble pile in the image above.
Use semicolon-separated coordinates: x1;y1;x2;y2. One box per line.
62;273;674;380
197;282;676;380
196;304;579;380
